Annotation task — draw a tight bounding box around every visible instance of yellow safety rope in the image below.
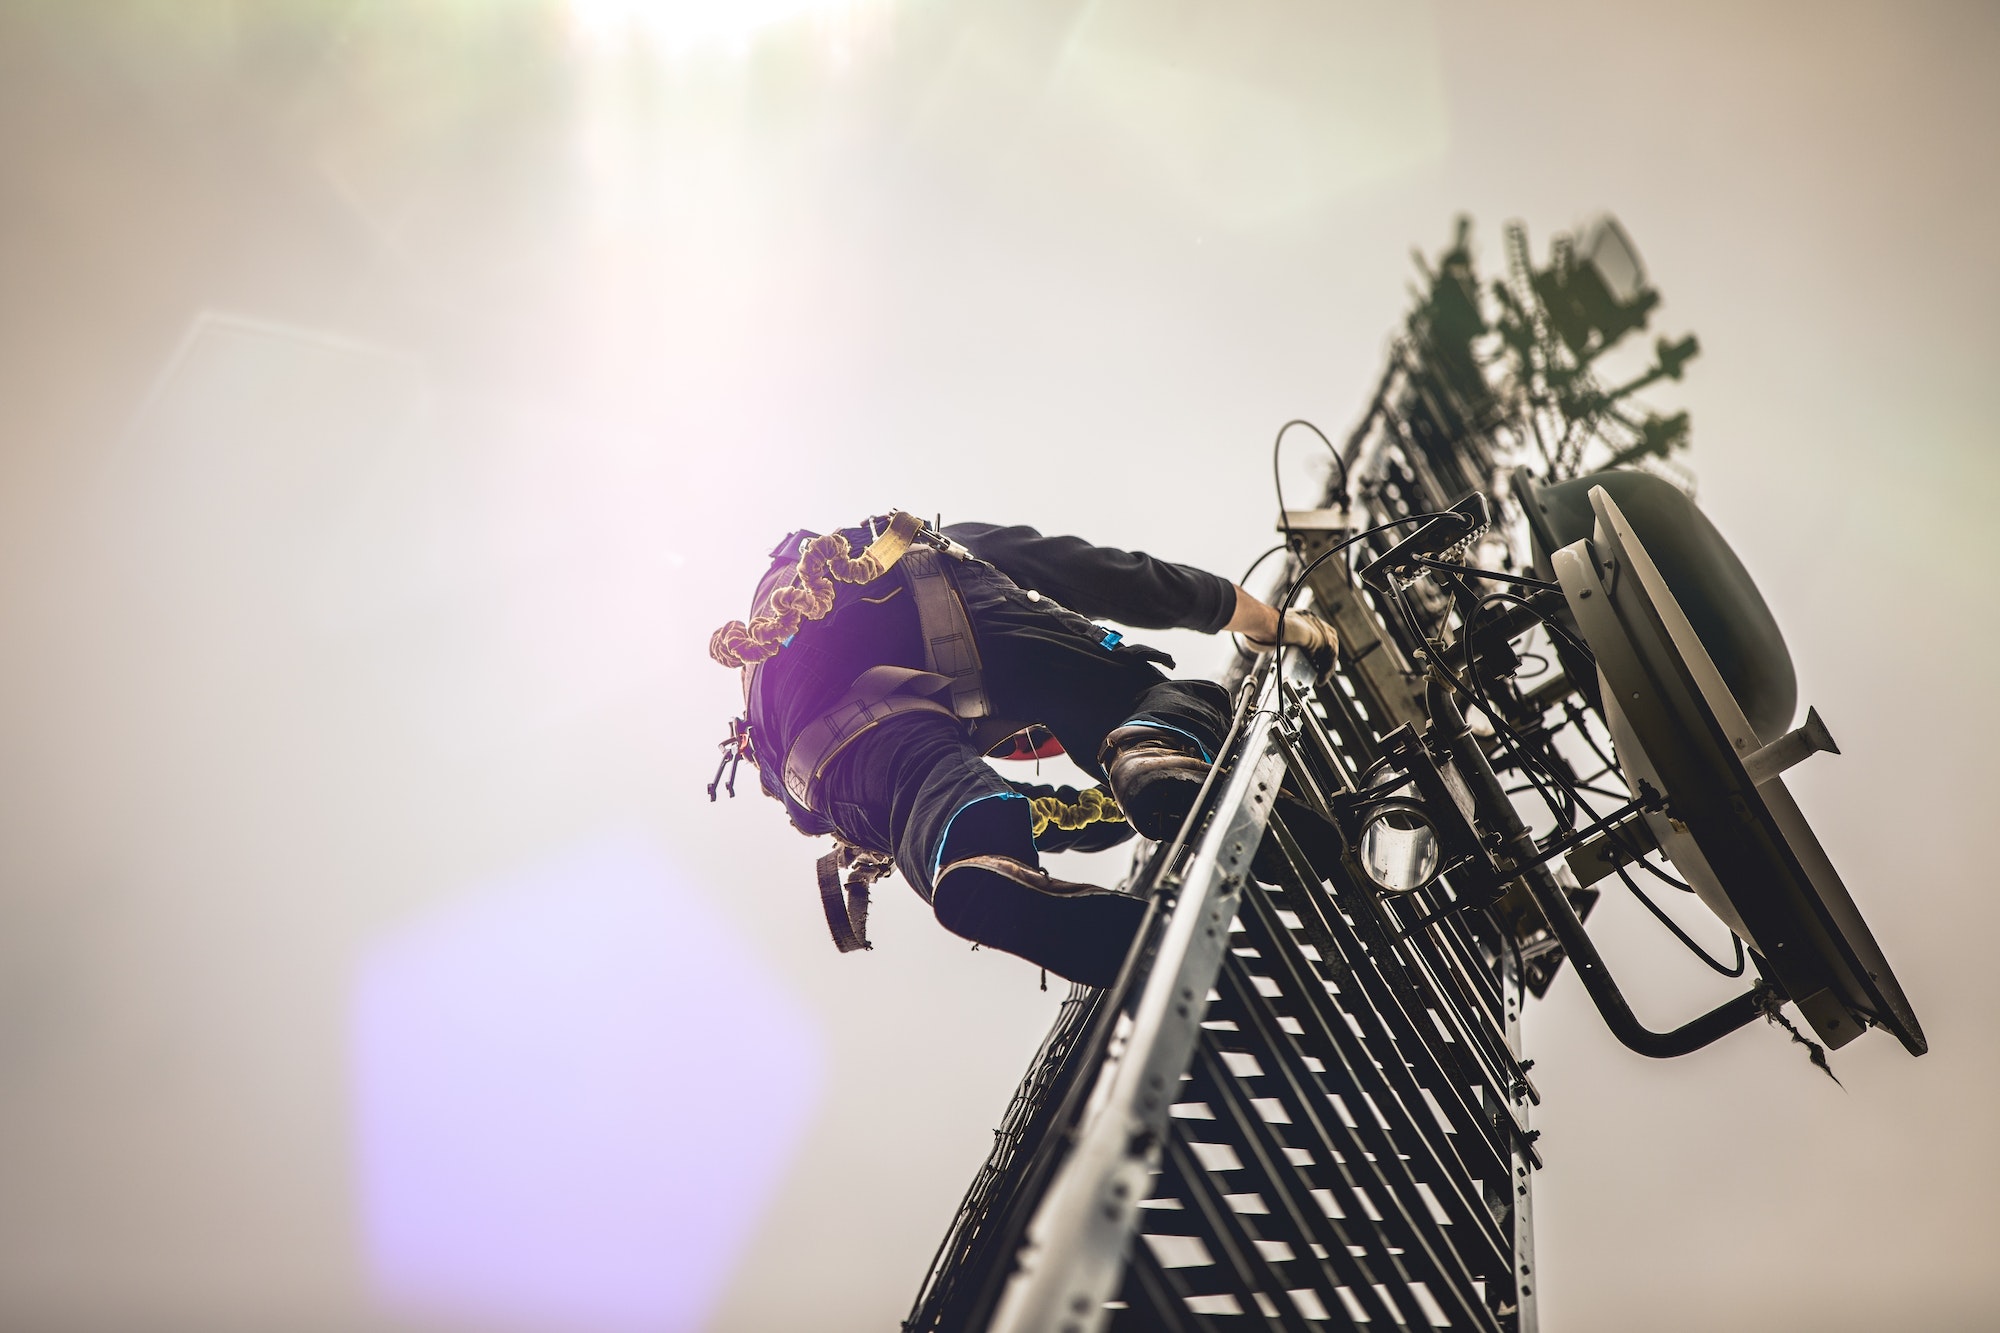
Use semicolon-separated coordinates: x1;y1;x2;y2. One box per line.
1028;785;1125;839
709;510;925;669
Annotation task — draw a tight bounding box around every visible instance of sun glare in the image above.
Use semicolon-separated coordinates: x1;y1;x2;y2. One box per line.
566;0;873;55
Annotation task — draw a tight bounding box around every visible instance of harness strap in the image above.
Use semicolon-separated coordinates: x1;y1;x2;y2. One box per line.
815;840;893;953
735;520;989;764
782;665;959;811
903;547;991;721
778;543;998;816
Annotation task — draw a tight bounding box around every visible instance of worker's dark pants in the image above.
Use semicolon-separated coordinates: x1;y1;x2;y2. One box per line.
814;558;1231;902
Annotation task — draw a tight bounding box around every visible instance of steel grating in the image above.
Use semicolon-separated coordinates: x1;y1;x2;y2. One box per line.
1114;716;1538;1331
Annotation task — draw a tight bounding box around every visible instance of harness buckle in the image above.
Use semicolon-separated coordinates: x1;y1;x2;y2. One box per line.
706;715;754;801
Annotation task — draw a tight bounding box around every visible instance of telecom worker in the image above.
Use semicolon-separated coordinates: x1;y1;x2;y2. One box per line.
707;511;1336;988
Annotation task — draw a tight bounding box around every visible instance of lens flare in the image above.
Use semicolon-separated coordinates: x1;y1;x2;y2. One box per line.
567;0;874;54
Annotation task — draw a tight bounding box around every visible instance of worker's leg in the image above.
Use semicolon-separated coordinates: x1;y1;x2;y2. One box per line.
819;712;1146;986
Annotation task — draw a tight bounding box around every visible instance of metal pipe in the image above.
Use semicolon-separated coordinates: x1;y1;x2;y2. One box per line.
1425;680;1768;1059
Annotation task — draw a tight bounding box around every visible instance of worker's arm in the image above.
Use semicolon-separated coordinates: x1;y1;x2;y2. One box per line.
1223;585;1282;643
1223;585;1339;660
943;522;1336;658
942;522;1237;633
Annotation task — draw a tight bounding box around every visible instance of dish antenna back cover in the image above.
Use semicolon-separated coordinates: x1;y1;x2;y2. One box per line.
1552;486;1924;1055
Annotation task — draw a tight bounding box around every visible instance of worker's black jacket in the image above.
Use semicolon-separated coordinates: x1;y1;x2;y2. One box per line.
937;523;1235;637
741;519;1235;832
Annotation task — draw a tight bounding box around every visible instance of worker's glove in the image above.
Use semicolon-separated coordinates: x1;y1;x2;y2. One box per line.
1246;610;1339;674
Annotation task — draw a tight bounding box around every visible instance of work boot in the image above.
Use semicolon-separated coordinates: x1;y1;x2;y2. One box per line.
934;855;1148;989
1101;725;1211;841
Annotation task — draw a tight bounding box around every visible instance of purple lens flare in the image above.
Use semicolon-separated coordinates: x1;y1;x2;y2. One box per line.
352;838;824;1332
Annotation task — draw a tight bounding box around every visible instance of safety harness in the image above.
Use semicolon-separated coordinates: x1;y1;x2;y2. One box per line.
707;510;1123;953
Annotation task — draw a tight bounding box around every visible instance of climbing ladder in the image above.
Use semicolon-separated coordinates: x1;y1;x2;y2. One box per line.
902;643;1540;1331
